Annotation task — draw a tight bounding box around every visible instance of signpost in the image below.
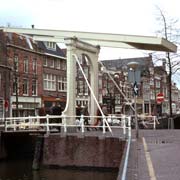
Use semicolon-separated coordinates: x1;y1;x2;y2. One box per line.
156;93;164;104
133;81;138;96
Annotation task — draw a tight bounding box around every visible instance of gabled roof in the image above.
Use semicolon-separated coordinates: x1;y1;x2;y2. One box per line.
37;41;66;59
100;56;153;71
3;30;39;51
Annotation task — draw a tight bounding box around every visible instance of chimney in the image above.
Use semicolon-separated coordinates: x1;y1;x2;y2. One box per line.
162;58;166;70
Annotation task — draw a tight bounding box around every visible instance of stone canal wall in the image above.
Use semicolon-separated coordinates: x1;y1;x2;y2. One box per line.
0;132;38;159
42;135;126;169
0;132;7;159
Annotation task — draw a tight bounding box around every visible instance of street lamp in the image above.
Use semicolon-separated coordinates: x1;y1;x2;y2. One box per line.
114;74;120;114
127;61;139;138
14;56;19;117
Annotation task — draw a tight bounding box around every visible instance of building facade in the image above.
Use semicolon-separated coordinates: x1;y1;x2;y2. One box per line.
5;31;43;117
100;55;180;116
0;31;66;117
37;41;67;113
0;31;11;118
0;30;179;118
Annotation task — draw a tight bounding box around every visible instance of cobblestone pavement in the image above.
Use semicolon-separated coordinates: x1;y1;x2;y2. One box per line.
127;130;180;180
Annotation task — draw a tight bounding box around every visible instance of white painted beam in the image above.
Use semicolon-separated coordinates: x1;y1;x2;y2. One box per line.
2;27;177;52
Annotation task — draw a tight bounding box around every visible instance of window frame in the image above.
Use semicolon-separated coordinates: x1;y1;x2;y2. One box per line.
32;79;37;96
23;78;29;95
58;76;67;92
43;73;56;91
24;57;28;73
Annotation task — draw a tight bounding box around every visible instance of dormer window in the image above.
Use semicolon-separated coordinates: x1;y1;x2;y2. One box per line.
44;42;56;50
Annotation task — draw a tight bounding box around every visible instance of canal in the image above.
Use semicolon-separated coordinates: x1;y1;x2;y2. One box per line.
0;133;122;180
0;158;118;180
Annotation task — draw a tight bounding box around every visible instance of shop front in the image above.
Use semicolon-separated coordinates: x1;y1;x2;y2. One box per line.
41;96;66;114
10;96;41;117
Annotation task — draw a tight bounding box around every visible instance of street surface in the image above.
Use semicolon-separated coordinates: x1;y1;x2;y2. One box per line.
127;130;180;180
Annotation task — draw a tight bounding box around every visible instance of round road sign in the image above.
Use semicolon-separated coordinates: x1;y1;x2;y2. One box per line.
157;93;164;103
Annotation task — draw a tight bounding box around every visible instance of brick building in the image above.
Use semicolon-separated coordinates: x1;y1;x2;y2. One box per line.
0;30;179;118
37;41;67;113
4;31;43;117
0;30;66;117
100;56;153;114
100;55;180;116
0;32;11;118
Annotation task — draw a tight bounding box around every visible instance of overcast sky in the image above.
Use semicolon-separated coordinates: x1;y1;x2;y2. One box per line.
0;0;180;60
1;0;180;86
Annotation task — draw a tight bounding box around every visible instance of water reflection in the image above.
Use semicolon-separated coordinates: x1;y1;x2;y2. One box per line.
0;159;117;180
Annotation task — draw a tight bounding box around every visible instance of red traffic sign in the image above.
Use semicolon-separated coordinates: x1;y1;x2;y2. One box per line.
157;93;164;103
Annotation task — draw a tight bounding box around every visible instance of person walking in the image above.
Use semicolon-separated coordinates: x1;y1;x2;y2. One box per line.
51;102;62;132
94;104;108;131
82;106;90;131
38;105;46;124
76;105;82;131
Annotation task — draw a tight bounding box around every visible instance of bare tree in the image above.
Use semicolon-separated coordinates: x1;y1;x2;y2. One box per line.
153;7;180;117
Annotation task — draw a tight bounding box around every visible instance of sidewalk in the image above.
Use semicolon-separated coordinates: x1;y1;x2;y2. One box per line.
127;130;180;180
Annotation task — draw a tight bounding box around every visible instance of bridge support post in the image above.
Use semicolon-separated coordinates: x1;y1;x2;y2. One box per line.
32;136;44;170
62;37;100;128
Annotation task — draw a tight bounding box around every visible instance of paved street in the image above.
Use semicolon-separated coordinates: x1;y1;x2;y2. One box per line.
127;130;180;180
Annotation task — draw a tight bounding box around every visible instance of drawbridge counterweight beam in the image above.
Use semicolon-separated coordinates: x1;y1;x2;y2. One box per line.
2;27;177;52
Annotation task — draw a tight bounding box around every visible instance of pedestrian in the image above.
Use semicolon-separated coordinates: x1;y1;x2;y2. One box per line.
38;105;46;124
76;104;81;120
76;104;82;131
93;104;103;130
94;104;109;131
102;105;108;116
82;105;90;131
51;102;62;132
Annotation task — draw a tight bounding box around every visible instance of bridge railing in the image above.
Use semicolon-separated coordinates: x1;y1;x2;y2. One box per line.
137;115;159;129
1;114;131;137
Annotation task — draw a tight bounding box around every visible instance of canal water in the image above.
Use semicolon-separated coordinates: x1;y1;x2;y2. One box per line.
0;158;118;180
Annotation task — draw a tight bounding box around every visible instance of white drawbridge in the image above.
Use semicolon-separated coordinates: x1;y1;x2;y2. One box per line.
1;27;177;129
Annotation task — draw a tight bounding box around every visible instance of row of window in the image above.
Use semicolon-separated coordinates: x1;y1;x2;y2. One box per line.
43;57;66;70
76;65;89;96
14;55;37;74
14;55;67;74
43;74;67;92
13;74;67;96
44;42;56;50
13;78;37;96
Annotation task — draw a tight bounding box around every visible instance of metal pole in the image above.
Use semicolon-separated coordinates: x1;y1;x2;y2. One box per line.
133;69;139;139
14;59;19;117
134;95;138;138
126;61;139;139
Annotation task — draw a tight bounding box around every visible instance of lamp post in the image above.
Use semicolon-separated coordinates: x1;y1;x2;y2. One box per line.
114;74;120;114
127;62;139;138
14;56;19;117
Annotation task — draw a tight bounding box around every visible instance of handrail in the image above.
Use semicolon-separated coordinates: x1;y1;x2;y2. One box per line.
136;115;159;129
117;116;131;180
1;114;131;137
121;133;131;180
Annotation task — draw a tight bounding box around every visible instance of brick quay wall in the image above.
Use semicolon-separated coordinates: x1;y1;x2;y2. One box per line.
42;135;126;169
0;132;7;159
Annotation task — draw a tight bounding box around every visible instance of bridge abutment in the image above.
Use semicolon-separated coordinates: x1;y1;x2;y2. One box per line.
41;135;125;169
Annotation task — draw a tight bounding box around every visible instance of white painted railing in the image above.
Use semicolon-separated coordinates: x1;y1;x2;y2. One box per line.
137;115;159;129
0;114;131;137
